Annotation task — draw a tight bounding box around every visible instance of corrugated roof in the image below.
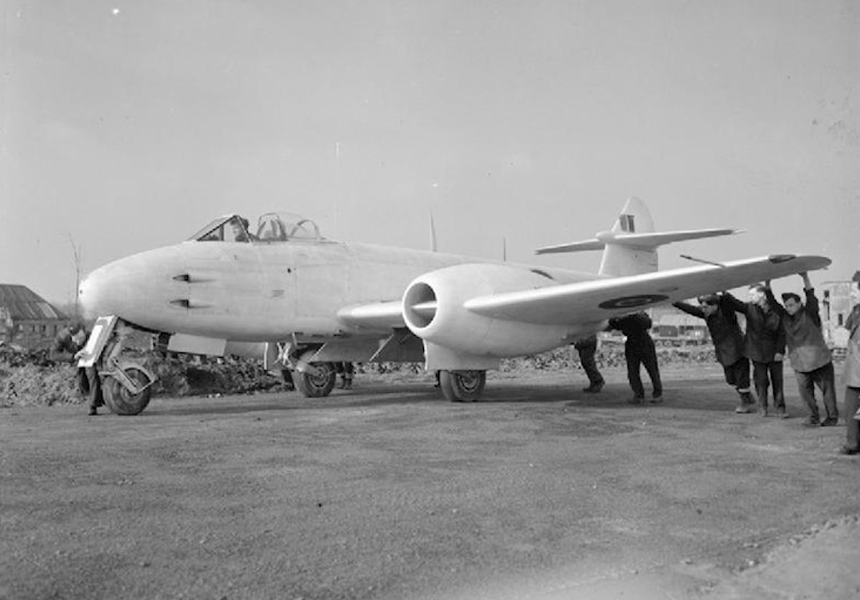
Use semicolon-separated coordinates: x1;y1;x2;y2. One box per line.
0;284;68;321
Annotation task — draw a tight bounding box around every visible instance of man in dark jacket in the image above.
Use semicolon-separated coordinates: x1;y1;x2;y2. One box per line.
723;283;787;417
673;294;756;413
774;272;838;427
608;312;662;404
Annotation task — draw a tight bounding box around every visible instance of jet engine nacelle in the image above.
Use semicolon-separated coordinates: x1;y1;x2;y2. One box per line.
402;263;572;358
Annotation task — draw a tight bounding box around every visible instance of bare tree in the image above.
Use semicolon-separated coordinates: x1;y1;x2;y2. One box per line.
68;233;82;319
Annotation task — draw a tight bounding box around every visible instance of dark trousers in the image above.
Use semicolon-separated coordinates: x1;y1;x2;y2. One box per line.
625;341;662;398
77;367;103;409
722;358;751;392
722;358;754;405
845;387;860;450
335;362;354;387
335;362;354;376
577;340;604;386
794;362;838;421
752;360;784;409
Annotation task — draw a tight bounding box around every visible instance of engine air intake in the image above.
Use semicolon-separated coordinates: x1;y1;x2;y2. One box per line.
403;282;437;329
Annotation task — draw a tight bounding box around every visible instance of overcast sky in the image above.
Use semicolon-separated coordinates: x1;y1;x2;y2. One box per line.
2;0;858;305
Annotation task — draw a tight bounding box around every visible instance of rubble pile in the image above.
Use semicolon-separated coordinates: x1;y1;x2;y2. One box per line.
0;347;291;408
0;362;80;408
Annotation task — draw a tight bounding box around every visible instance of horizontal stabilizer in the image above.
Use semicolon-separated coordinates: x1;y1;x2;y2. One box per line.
604;228;740;248
536;228;739;255
535;239;605;255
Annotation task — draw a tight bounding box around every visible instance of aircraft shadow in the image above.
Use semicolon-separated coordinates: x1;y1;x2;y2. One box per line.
144;379;747;417
146;384;447;417
560;386;758;414
481;379;747;414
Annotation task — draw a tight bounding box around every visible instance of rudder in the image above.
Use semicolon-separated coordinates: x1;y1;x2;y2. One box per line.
598;197;657;277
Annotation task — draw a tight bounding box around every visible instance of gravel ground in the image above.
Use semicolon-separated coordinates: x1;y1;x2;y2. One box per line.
1;365;859;600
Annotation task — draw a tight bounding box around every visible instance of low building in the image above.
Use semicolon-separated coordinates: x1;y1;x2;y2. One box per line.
0;284;72;350
650;306;711;346
821;277;860;349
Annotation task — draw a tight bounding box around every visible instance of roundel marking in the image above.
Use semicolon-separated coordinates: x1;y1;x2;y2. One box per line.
599;294;669;310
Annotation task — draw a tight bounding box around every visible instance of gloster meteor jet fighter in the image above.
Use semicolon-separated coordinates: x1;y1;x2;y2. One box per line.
78;198;829;415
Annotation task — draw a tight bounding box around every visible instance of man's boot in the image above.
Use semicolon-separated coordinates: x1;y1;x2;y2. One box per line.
735;391;755;414
583;381;604;393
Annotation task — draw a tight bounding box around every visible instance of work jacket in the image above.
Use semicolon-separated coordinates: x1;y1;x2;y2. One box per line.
844;305;860;388
673;297;745;366
608;312;654;349
776;288;832;373
723;292;786;363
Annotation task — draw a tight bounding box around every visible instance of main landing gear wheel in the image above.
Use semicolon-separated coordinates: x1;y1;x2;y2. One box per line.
439;370;486;403
295;362;337;398
101;366;153;416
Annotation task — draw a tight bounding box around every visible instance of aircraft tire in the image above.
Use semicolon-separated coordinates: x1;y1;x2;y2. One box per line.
295;362;337;398
102;366;153;416
439;370;486;403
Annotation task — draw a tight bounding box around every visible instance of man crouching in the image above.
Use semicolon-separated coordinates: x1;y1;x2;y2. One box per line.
53;323;104;416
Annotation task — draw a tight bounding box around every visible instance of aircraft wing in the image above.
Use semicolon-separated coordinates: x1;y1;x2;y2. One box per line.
336;300;405;330
464;254;830;325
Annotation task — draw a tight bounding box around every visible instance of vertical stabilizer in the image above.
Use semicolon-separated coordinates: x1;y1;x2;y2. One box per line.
598;197;657;276
534;196;739;277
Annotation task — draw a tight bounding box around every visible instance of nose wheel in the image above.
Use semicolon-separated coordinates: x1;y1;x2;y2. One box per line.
92;330;157;416
438;370;486;402
101;364;154;415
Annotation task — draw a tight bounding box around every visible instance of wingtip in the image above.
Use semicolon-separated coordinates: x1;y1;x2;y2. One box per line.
767;254;831;270
767;254;797;263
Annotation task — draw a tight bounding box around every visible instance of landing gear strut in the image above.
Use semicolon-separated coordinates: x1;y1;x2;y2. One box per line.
294;361;337;397
438;370;486;402
277;346;338;398
78;316;157;416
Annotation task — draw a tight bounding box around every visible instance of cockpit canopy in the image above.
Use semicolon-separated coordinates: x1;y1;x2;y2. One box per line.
188;213;325;244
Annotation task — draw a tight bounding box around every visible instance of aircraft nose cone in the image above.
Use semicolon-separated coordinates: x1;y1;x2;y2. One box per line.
78;266;113;320
77;245;188;328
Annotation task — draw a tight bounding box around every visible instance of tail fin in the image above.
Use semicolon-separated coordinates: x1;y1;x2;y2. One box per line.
535;197;739;277
598;197;657;276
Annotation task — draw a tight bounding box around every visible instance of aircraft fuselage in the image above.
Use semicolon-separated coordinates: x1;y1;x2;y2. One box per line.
79;239;597;343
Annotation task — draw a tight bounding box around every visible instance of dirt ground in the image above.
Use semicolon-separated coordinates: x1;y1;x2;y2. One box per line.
1;364;859;600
